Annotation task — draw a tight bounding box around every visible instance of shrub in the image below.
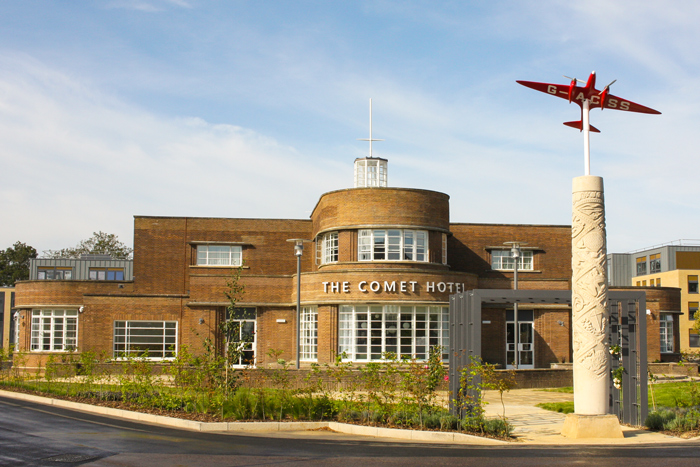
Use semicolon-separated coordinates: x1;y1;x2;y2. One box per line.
645;410;676;430
483;417;512;437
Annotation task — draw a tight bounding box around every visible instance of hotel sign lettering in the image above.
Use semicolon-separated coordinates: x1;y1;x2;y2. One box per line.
321;280;467;294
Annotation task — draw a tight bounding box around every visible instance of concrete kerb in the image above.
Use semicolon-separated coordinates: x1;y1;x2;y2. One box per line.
3;388;694;445
0;390;506;444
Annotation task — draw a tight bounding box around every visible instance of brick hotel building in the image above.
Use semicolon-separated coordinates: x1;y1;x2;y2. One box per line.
12;157;680;370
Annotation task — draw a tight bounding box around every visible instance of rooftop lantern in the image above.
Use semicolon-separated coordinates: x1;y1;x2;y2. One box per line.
355;98;387;188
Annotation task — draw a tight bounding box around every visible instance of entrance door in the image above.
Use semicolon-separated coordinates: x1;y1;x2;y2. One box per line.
506;312;534;369
225;307;257;367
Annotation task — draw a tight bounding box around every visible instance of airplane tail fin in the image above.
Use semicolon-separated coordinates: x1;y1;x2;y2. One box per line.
563;121;601;133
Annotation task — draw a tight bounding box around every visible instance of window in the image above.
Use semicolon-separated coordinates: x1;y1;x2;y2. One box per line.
338;304;449;362
642;280;647;286
650;254;661;274
354;158;387;187
689;275;699;294
89;268;125;281
690;331;700;348
690;302;699;321
656;278;661;287
636;257;647;275
659;314;674;353
196;245;242;266
358;229;428;262
300;306;318;361
321;232;338;264
442;233;448;265
491;250;534;271
37;267;72;280
12;311;20;348
31;309;78;351
224;308;256;367
114;321;177;359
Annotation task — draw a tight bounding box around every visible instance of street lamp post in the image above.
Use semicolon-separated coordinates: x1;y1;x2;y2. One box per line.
504;241;527;368
287;239;310;370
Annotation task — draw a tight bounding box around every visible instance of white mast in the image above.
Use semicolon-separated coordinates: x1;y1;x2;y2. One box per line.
357;98;384;158
355;98;387;188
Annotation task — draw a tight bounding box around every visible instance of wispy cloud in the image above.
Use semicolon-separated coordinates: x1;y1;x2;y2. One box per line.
105;0;192;12
0;53;341;251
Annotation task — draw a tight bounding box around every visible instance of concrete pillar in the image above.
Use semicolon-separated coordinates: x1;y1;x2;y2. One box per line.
564;175;623;438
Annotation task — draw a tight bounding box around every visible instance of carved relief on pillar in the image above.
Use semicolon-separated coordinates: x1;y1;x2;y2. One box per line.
571;185;609;381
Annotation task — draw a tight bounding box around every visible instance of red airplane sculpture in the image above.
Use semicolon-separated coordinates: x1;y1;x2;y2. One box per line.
517;71;660;174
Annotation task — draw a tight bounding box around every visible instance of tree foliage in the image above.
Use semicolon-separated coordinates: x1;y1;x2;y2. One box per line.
0;241;38;286
43;231;133;259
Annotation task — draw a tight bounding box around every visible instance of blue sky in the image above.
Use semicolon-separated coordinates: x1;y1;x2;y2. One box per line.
1;1;698;255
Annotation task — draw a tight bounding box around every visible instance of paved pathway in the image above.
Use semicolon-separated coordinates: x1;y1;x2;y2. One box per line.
482;388;691;444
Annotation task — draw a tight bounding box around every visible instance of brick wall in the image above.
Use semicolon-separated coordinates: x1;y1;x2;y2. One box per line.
449;223;572;288
311;188;450;235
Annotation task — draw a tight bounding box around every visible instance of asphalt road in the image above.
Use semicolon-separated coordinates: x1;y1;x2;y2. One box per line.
2;395;700;467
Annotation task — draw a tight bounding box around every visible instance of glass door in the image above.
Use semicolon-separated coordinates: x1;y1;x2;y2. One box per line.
506;316;534;369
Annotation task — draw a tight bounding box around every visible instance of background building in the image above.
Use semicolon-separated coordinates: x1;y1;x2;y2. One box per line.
608;241;700;353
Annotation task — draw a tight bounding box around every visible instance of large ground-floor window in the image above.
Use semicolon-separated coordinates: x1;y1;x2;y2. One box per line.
31;309;78;351
300;306;318;361
114;321;177;359
338;304;449;362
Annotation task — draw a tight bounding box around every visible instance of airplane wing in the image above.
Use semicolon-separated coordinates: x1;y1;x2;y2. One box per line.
516;80;573;102
596;93;661;114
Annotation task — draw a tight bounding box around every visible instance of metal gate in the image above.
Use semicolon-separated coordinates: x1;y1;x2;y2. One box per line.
449;289;647;425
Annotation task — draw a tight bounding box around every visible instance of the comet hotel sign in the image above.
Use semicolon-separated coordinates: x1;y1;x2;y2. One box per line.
321;280;467;294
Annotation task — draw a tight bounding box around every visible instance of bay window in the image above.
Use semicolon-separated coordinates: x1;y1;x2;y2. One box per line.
31;309;78;351
659;314;674;353
358;229;427;262
338;304;449;362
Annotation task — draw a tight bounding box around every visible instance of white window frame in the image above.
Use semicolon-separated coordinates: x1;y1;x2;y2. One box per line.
12;312;20;349
300;306;318;361
659;314;674;353
338;304;449;362
322;232;338;264
113;320;178;360
354;158;387;187
491;250;534;271
358;229;428;262
196;245;242;266
31;309;79;352
225;308;257;368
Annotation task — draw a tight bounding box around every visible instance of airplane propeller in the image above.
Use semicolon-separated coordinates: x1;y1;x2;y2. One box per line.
564;75;582;103
598;79;617;111
563;75;586;85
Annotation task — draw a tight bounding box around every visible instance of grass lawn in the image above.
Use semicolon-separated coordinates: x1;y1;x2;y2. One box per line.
536;381;700;414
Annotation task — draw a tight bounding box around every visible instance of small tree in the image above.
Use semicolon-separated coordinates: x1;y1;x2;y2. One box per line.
0;241;37;286
44;231;133;259
220;266;246;393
